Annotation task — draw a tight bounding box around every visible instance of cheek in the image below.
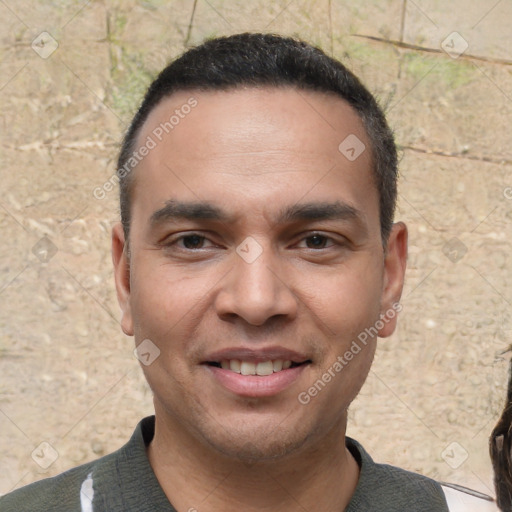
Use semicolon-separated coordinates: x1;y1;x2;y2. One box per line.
129;269;202;395
315;266;382;401
304;262;383;336
129;258;209;334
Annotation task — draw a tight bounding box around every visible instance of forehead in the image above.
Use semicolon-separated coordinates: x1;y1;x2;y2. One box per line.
132;87;378;231
138;86;369;160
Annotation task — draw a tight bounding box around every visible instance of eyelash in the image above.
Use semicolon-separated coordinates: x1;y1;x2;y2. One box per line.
170;233;217;250
162;232;341;251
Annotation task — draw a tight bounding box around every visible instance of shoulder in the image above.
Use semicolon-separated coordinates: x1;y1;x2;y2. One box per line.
0;458;100;512
346;437;449;511
345;437;499;511
0;417;170;512
0;441;132;512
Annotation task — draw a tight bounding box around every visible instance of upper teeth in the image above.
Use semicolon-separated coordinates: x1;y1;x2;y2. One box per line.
220;359;292;375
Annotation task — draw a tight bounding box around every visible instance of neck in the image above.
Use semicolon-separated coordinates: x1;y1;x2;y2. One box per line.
147;407;360;512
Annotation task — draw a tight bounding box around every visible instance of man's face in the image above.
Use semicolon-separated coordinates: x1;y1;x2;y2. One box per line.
113;87;406;459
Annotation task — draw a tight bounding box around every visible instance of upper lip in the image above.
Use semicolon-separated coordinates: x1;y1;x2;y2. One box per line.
203;346;311;364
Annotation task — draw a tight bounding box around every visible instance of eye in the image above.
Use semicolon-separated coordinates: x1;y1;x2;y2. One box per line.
297;233;335;249
164;233;217;250
180;234;208;249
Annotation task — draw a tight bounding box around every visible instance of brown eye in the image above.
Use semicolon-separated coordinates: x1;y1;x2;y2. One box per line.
180;234;206;249
304;234;329;249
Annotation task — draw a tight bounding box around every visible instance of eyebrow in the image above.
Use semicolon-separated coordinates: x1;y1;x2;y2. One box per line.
277;201;360;224
149;199;363;228
150;200;230;226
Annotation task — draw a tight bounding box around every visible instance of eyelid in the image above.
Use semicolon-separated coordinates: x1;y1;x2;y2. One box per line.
159;230;347;250
293;231;343;246
160;231;219;249
160;230;201;240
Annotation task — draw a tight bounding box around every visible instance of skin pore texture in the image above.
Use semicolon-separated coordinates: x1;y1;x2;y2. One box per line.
112;87;408;511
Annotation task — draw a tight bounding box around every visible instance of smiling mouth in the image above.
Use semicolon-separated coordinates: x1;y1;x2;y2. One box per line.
206;359;311;376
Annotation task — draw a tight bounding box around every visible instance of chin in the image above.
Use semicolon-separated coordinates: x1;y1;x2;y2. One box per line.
214;435;306;462
198;418;315;463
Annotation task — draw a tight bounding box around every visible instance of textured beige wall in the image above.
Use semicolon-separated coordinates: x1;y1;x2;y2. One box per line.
0;0;511;500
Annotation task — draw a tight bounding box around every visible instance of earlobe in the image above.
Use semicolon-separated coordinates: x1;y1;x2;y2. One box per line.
378;222;408;338
112;222;134;336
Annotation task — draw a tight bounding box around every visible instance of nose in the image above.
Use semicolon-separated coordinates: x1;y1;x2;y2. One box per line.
214;241;298;326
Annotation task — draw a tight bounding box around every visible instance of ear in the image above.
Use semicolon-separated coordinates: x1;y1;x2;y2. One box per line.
378;222;408;338
112;222;134;336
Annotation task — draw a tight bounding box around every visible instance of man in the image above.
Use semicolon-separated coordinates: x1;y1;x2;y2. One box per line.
0;33;496;511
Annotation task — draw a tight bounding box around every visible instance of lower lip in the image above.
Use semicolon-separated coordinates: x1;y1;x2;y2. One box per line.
206;364;308;398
